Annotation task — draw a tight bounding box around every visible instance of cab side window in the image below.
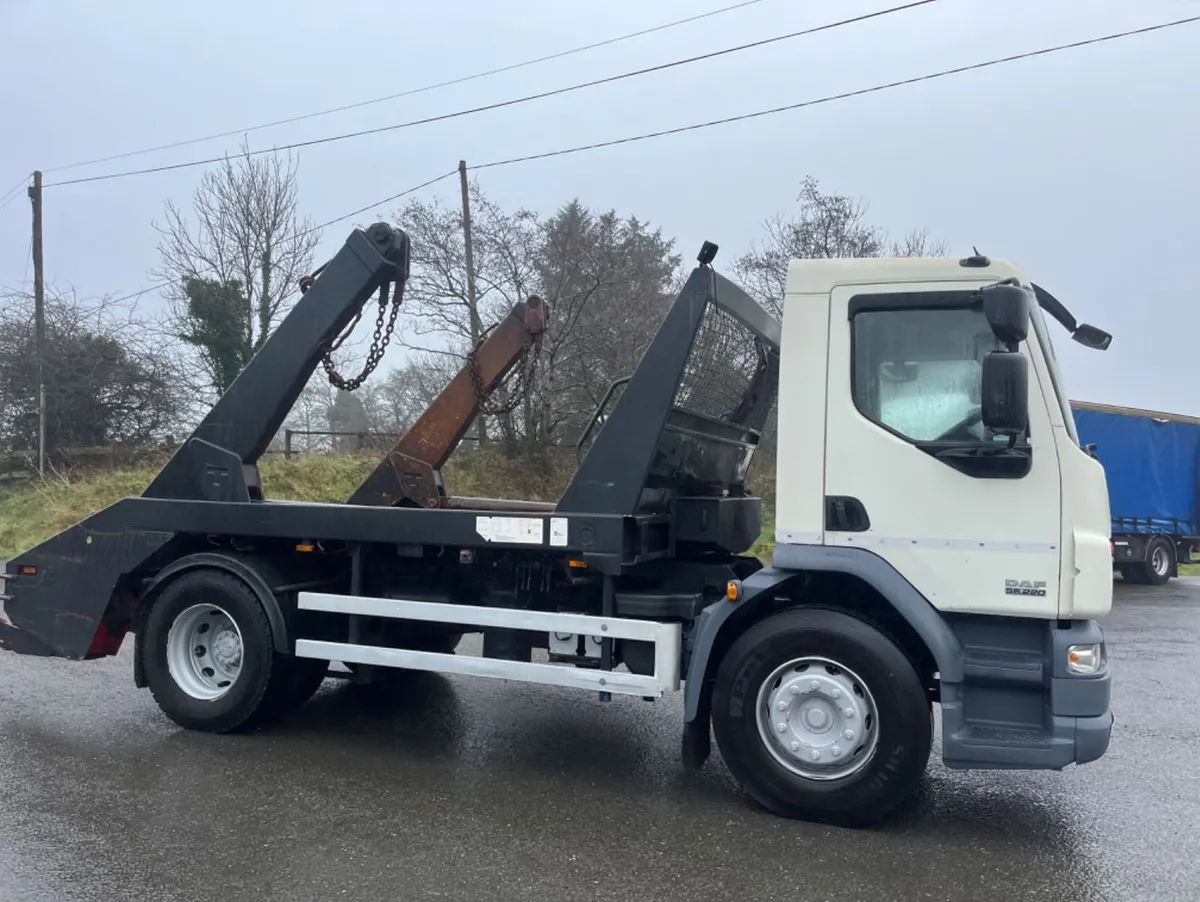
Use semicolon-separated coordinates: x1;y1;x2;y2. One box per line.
852;306;1004;445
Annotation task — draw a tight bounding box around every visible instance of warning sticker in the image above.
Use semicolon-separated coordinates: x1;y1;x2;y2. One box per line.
475;516;545;545
549;517;569;547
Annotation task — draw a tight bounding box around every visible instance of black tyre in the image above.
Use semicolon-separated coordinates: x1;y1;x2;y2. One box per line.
1117;564;1142;584
712;607;932;828
143;570;297;733
1140;536;1174;586
289;657;331;707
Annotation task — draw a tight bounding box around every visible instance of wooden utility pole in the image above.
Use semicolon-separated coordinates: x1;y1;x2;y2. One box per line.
28;171;45;479
458;159;487;443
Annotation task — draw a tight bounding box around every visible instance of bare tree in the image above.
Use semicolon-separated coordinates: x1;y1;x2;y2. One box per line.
391;187;682;455
392;184;539;351
390;183;542;446
891;226;948;258
278;376;338;454
733;176;949;317
369;356;459;433
152;139;320;397
0;287;188;456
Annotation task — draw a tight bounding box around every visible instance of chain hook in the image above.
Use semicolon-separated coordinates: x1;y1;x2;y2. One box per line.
319;269;406;392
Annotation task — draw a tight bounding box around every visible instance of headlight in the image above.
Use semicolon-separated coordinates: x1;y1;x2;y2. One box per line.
1067;643;1105;675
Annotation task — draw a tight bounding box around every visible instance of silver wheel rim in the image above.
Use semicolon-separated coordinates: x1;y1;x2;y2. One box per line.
755;655;879;781
166;604;244;701
1152;544;1170;577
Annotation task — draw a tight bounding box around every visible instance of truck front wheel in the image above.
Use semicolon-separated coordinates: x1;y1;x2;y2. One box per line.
711;607;932;828
143;570;300;733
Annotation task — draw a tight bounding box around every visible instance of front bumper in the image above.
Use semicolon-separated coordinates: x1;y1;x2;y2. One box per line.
1074;709;1115;765
1047;626;1114;766
942;617;1114;770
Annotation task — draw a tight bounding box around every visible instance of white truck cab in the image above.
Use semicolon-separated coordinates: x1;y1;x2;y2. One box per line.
766;252;1113;774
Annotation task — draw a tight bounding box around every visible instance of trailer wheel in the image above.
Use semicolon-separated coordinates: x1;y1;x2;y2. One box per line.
143;570;296;733
711;607;932;828
1141;537;1174;586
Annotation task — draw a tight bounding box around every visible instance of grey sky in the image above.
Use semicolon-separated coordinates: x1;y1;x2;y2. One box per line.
2;0;1197;413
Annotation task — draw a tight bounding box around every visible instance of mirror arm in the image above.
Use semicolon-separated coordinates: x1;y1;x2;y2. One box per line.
1031;283;1078;332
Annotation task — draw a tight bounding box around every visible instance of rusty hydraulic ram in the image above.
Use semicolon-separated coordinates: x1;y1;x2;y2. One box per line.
347;294;546;509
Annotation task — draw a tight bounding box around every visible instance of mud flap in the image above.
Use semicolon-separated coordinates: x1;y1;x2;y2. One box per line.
681;716;713;770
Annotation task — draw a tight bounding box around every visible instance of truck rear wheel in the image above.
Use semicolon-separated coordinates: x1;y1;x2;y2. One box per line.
1143;536;1174;586
711;607;932;828
143;570;299;733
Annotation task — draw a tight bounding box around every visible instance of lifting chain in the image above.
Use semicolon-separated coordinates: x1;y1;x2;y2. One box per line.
467;314;542;417
315;277;406;393
299;257;538;405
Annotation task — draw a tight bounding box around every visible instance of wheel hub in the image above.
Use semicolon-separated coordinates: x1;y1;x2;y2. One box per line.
757;656;879;780
211;629;242;669
166;603;244;701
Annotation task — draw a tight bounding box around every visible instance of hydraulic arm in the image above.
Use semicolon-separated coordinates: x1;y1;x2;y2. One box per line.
0;222;410;659
143;223;411;504
347;294;546;509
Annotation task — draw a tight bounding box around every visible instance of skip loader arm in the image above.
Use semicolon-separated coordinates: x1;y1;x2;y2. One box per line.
0;222;411;659
346;294;546;509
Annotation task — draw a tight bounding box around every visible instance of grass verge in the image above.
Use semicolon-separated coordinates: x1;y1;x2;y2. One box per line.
0;451;778;562
2;458;388;560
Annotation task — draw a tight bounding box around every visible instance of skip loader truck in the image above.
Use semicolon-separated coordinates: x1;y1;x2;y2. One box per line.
0;222;1116;827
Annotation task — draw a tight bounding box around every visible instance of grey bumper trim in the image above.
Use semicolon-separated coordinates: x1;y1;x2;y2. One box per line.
1075;711;1114;765
1051;671;1111;717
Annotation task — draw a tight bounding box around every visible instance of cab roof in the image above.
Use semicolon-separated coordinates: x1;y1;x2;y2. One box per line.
784;255;1029;296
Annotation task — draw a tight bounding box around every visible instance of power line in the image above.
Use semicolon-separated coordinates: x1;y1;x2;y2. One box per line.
43;0;940;189
0;175;29;202
0;176;29;212
472;15;1200;172
0;192;24;214
66;15;1200;311
104;282;172;306
299;170;458;237
42;0;771;176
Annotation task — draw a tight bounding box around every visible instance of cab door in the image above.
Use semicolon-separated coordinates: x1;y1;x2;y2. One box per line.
821;282;1062;618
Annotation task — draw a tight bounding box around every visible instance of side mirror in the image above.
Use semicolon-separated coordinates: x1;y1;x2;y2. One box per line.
1072;323;1112;351
981;351;1028;435
980;282;1030;345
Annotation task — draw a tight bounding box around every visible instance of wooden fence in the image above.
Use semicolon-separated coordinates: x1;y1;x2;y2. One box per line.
274;429;479;459
0;444;172;484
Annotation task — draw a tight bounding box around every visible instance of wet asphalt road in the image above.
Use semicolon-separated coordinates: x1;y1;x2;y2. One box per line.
1;581;1197;902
